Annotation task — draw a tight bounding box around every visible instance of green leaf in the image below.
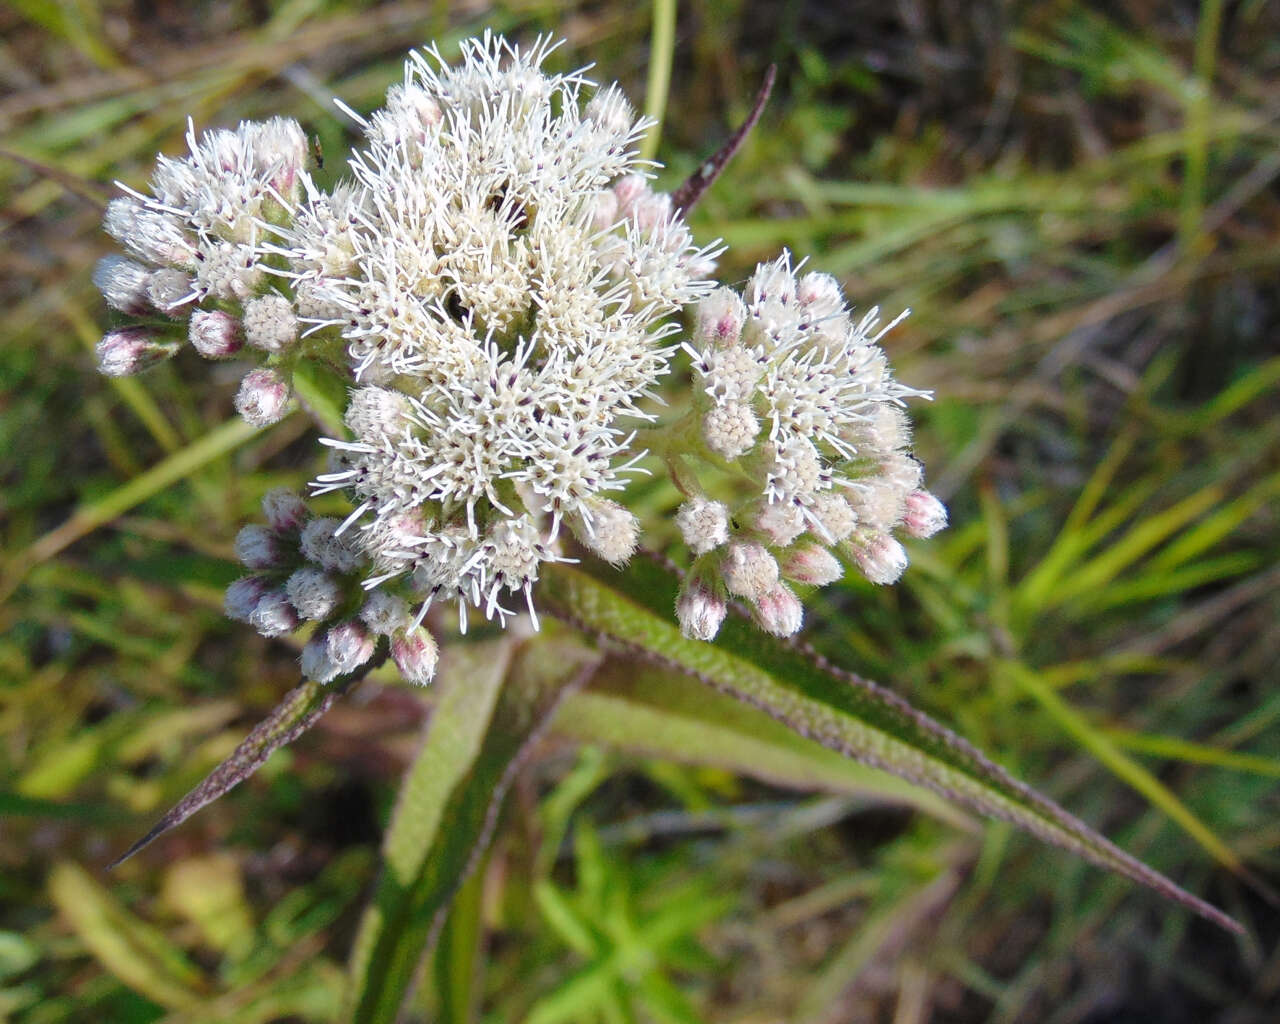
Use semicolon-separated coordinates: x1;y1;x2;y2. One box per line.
109;677;352;867
346;633;602;1023
538;558;1242;934
555;660;976;831
48;861;207;1011
291;358;351;437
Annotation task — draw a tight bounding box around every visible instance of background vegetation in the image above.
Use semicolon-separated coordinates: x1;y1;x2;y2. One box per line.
2;0;1278;1020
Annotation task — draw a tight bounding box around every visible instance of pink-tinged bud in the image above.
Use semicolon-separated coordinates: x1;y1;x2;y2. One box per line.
391;626;439;686
751;583;803;637
234;524;282;570
675;498;731;556
780;543;843;586
360;590;410;635
93;255;151;314
903;490;948;538
589;188;619;232
810;493;856;543
326;620;376;675
235;368;291;426
302;620;375;683
720;541;780;601
249;589;299;638
95;327;178;377
224;575;269;622
844;530;908;585
675;576;727;642
612;174;648;215
189;309;243;358
795;271;844;318
261;488;308;533
286;567;342;621
694;288;747;347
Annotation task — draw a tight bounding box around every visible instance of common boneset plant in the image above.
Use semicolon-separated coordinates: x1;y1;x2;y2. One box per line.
91;30;1240;1015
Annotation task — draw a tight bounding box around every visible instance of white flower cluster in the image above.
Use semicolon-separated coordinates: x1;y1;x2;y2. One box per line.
674;253;947;640
93;116;312;424
95;33;948;687
225;489;436;685
291;33;718;628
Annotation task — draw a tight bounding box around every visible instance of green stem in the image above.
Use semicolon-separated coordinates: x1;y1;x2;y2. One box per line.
640;0;678;162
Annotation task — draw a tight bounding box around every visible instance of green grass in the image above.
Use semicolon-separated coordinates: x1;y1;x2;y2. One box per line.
2;1;1279;1021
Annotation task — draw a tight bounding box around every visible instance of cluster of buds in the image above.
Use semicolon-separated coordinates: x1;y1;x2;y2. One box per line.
672;253;947;640
93;117;317;426
224;489;438;685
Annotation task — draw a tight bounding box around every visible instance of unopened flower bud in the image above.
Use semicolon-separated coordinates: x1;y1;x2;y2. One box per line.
345;386;409;439
695;288;747;347
720;541;779;601
844;530;908;585
93;255;152;314
589;188;619;232
752;583;803;637
795;271;845;319
235;524;282;570
810;493;856;542
242;294;298;353
703;401;758;460
302;620;375;683
675;498;730;555
360;590;410;635
248;589;299;638
612;174;647;215
780;543;843;586
572;499;638;566
95;327;178;377
235;368;291;426
189;310;244;358
146;268;195;313
753;501;807;547
286;567;342;621
300;517;364;574
675;576;727;642
391;626;439;686
903;490;948;538
261;488;308;533
585;85;634;137
224;575;269;623
745;259;797;307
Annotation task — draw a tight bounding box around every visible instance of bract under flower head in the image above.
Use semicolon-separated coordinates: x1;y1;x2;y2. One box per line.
299;33;719;626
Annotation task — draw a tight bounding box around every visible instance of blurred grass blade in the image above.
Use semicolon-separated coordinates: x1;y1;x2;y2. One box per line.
539;558;1242;934
1002;660;1242;873
347;634;602;1023
48;861;207;1010
109;677;350;867
4;415;262;600
639;0;677;161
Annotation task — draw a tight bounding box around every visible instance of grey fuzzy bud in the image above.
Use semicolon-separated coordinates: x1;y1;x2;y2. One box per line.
695;288;747;347
300;517;364;574
224;575;269;622
95;327;178;377
720;541;779;601
235;368;291;426
248;589;298;638
675;498;730;555
779;543;842;586
261;488;308;533
572;500;638;566
903;490;948;539
845;530;908;585
93;255;152;315
286;567;342;621
235;524;282;570
146;268;195;313
360;590;410;635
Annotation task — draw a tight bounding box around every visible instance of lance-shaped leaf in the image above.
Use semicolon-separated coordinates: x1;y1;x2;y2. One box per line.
538;558;1242;934
347;632;602;1024
109;675;355;868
